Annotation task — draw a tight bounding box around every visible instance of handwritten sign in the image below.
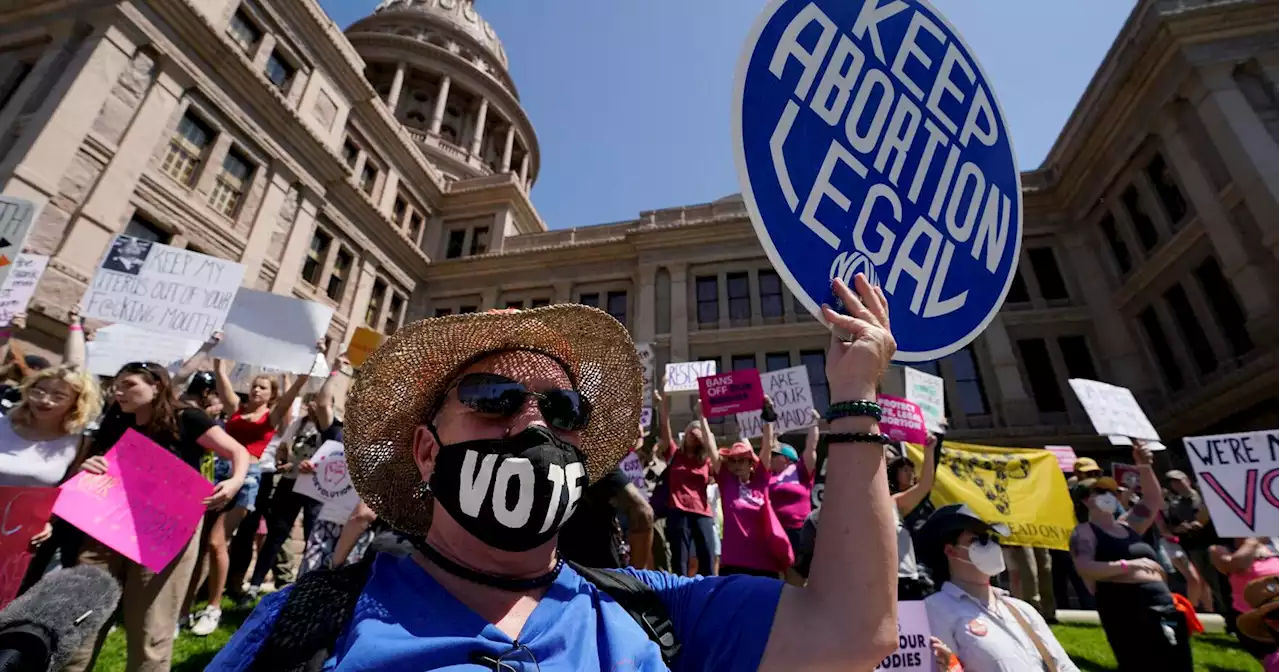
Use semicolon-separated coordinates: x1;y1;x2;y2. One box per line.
874;601;932;671
0;197;38;291
211;289;333;374
1045;445;1078;472
1068;378;1161;444
0;486;58;609
878;395;929;445
904;368;945;434
82;234;245;339
1183;430;1278;538
54;429;212;573
664;360;717;394
86;323;203;377
0;254;47;326
737;365;815;439
345;326;384;367
698;369;764;418
637;343;656;423
294;441;358;523
619;451;646;492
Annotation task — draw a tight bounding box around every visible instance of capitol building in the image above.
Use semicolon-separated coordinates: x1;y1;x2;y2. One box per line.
0;0;1275;457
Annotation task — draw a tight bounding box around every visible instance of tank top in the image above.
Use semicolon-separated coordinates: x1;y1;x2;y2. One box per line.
225;410;276;459
1088;522;1159;563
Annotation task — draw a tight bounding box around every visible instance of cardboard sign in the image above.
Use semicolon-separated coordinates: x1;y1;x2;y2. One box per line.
0;254;47;326
619;451;646;492
0;486;59;609
1183;430;1278;538
54;429;212;573
732;0;1023;363
1112;463;1142;492
345;327;384;367
0;197;38;291
904;367;945;433
874;601;932;671
1045;445;1078;472
737;365;816;438
1068;378;1161;444
293;441;359;523
698;369;764;418
211;289;333;375
82;235;245;339
878;395;929;445
86;323;203;377
664;360;717;393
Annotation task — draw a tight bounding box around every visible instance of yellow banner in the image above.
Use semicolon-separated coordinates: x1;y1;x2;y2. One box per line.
904;441;1075;551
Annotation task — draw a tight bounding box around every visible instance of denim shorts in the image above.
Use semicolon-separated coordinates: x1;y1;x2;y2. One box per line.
214;458;262;513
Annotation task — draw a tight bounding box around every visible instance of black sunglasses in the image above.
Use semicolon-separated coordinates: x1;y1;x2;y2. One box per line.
450;372;592;432
119;362;163;379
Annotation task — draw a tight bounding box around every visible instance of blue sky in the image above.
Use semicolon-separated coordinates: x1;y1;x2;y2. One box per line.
321;1;1137;230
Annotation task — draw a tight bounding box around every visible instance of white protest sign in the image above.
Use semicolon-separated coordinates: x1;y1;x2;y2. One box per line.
85;323;203;377
1068;378;1161;444
873;601;931;671
1183;430;1278;538
619;451;645;492
737;365;815;439
0;254;47;326
664;360;716;393
293;441;359;521
210;289;334;374
904;367;945;434
0;197;39;291
82;235;244;339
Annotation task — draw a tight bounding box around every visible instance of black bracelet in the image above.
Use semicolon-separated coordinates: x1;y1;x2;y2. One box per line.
826;432;893;445
824;400;882;422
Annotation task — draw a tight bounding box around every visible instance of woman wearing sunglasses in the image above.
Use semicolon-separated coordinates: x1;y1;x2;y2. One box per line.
1069;442;1191;671
214;275;901;671
62;361;251;672
654;377;719;576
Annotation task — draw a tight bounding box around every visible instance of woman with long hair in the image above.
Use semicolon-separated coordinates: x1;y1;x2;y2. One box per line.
186;359;307;636
655;377;719;576
61;362;250;672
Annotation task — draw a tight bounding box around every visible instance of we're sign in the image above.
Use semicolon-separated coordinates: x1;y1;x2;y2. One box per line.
1183;430;1278;538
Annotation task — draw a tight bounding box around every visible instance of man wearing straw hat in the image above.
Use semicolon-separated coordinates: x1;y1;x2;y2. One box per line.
212;275;900;671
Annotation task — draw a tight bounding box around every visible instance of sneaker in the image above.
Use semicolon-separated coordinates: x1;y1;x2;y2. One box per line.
190;607;222;637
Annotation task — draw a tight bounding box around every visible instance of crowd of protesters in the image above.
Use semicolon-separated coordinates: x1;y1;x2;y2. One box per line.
0;276;1271;671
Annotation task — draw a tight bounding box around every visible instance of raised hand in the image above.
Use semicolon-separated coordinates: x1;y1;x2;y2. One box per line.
821;275;895;404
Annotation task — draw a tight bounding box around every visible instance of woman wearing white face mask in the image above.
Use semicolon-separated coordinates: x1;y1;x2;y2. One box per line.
1068;443;1192;671
920;504;1078;672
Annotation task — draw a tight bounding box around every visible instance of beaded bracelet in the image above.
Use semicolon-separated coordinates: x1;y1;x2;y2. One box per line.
826;432;893;446
824;400;882;422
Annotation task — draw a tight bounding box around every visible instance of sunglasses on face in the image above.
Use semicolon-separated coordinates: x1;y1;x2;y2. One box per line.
451;372;592;432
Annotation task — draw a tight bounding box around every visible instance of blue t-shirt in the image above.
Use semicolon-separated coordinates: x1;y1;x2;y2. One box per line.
209;553;782;671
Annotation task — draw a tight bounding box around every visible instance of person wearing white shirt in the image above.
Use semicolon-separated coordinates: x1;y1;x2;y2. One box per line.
919;504;1079;672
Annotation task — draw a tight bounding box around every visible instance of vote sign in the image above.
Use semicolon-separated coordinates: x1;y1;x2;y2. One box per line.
733;0;1022;361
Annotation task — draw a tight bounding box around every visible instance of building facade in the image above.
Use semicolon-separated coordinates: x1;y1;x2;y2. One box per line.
0;0;1274;459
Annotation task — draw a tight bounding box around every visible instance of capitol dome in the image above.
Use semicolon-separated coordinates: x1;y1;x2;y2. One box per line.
373;0;508;75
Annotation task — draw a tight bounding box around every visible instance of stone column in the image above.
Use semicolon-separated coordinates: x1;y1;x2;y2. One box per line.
238;165;293;288
500;125;515;173
429;75;450;134
194;132;234;199
1188;64;1278;235
717;272;729;329
386;61;406;112
553;281;572;304
636;264;657;342
980;315;1037;425
422;216;442;259
518;153;530;188
668;263;689;362
378;170;400;216
481;286;499;310
271;189;321;294
251;34;276;70
1157;114;1276;345
343;259;378;343
748;268;762;327
350;150;368;187
469;97;488;156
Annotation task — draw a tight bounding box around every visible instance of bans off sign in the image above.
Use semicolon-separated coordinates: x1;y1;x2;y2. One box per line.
698;369;765;418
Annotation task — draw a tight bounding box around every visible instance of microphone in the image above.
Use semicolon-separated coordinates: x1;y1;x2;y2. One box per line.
0;565;121;672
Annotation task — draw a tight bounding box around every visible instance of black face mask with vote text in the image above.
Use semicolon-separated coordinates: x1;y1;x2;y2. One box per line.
429;425;587;552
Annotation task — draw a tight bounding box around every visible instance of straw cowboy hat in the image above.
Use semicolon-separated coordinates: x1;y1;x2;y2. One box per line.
1237;574;1278;644
344;305;642;535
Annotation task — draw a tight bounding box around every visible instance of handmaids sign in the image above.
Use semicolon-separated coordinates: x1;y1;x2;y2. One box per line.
738;365;816;438
1183;430;1278;538
733;0;1022;362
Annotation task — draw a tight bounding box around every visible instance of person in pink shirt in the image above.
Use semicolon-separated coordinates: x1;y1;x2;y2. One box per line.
655;378;719;576
716;440;783;578
765;403;820;554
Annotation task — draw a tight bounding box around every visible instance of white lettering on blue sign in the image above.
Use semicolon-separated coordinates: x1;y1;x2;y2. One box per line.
733;0;1022;362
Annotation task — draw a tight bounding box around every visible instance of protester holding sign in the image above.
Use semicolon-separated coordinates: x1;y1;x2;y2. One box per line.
62;361;250;672
716;422;791;577
655;377;720;577
0;309;87;413
767;403;820;554
890;433;940;600
1068;442;1192;671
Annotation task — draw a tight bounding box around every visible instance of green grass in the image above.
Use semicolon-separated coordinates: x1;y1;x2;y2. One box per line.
92;596;256;672
1051;623;1264;672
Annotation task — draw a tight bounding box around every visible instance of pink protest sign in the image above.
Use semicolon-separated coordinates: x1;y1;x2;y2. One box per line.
1113;463;1142;493
877;395;929;445
0;486;59;609
1045;445;1078;472
55;429;212;573
698;369;764;418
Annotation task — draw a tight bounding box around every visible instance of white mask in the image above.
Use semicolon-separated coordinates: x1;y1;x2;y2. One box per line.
965;540;1007;577
1093;493;1119;513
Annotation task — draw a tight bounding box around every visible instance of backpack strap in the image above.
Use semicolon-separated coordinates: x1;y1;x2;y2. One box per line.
569;561;681;668
251;555;376;672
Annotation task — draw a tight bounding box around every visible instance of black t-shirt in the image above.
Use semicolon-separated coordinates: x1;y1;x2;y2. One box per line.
558;468;630;569
93;405;216;470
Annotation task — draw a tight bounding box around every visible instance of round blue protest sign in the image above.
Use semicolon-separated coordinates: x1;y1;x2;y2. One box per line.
732;0;1022;362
